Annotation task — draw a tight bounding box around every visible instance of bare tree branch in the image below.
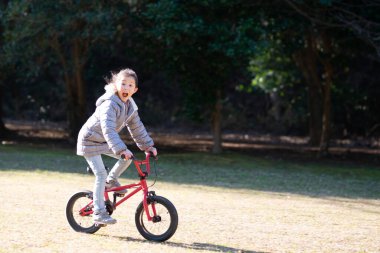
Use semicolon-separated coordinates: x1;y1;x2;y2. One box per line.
285;0;380;58
284;0;344;28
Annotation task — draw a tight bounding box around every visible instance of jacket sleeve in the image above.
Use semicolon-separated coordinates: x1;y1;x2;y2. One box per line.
99;100;127;155
126;111;154;151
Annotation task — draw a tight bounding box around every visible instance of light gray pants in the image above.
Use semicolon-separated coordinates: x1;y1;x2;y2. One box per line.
84;153;132;213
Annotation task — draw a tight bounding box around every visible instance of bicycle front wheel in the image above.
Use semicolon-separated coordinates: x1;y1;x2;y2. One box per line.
135;196;178;242
66;191;101;234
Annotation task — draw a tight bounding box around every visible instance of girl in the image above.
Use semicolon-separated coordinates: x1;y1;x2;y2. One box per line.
77;68;157;225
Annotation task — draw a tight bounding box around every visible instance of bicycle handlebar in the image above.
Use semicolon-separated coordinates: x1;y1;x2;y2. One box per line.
121;152;157;160
120;152;157;177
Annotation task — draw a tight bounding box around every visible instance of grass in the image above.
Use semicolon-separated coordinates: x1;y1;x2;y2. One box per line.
1;143;380;252
0;143;379;199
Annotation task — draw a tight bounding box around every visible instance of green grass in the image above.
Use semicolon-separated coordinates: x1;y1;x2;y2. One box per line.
0;143;379;199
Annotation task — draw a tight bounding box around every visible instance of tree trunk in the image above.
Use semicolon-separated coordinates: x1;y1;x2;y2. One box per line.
66;78;78;140
66;75;86;140
319;33;334;156
69;38;87;140
0;83;8;138
319;64;332;156
51;36;87;141
293;34;323;146
212;89;222;154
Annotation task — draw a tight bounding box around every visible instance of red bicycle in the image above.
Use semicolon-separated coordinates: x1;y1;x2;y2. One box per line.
65;153;178;242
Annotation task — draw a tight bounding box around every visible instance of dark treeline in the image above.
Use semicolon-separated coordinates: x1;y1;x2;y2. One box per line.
1;0;380;155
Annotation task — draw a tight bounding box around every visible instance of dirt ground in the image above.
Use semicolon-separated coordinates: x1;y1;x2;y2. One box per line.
0;171;379;253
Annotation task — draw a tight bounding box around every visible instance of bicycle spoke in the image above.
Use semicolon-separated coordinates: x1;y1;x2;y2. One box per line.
66;191;99;233
73;197;94;228
140;203;171;235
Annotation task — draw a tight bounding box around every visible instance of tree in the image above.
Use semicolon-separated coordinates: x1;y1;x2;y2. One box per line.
0;81;7;138
284;0;380;155
243;2;333;152
142;0;262;153
246;0;380;155
2;0;126;139
247;37;306;134
285;0;380;58
0;0;11;138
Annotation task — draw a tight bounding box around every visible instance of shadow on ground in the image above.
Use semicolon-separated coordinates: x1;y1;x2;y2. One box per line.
98;234;265;253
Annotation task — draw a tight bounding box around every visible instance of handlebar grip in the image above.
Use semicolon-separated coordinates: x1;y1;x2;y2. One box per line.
145;151;158;160
121;154;136;160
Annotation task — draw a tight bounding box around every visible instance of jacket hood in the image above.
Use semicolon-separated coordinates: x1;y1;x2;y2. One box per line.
95;91;138;111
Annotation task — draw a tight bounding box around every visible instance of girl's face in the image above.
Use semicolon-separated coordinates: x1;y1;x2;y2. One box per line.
115;76;138;102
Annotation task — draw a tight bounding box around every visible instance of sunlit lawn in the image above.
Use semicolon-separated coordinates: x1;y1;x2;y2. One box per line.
1;143;380;252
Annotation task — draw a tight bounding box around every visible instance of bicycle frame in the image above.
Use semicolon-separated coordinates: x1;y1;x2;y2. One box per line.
79;153;157;221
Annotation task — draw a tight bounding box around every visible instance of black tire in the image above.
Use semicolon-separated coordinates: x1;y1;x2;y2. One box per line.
135;196;178;242
66;191;101;234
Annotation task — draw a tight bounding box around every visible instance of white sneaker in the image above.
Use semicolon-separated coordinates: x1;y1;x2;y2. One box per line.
105;179;127;194
93;211;117;225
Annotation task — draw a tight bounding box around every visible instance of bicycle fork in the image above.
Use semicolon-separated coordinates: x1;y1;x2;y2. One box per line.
141;180;158;222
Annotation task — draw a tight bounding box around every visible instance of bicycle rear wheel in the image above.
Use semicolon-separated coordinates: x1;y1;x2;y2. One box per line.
135;195;178;242
66;191;101;234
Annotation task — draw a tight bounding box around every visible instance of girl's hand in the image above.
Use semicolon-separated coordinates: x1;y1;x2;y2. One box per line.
146;146;158;157
120;149;134;160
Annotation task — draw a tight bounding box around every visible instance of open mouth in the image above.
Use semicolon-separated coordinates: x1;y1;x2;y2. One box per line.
122;93;128;97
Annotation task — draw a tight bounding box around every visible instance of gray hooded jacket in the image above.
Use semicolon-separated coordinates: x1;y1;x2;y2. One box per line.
76;92;154;157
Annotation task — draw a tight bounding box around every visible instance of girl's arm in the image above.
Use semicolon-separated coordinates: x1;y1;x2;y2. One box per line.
126;112;154;151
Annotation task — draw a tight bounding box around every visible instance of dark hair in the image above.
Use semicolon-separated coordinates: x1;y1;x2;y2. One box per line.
110;68;138;87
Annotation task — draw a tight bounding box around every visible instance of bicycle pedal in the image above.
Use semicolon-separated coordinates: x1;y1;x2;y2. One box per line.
94;223;107;227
